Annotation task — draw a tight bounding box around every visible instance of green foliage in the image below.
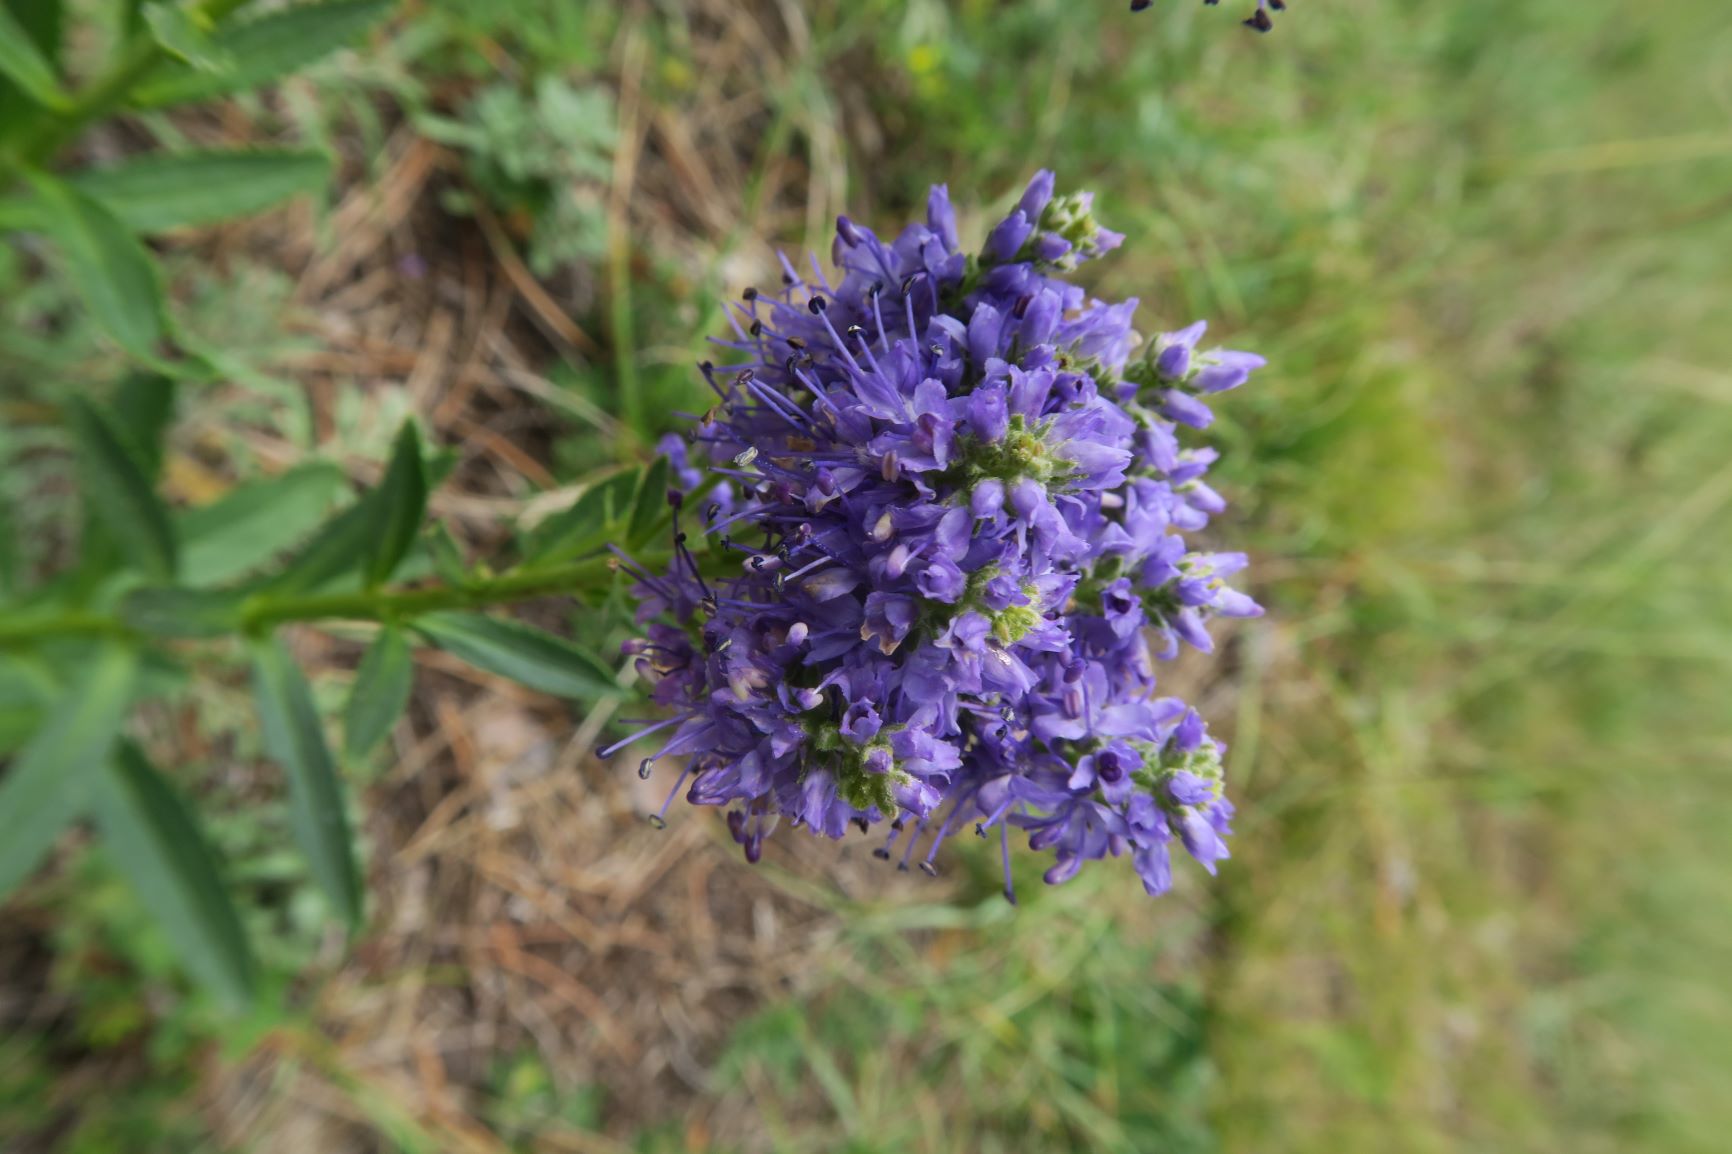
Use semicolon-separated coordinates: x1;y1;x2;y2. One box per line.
18;171;167;359
0;643;138;899
64;394;178;580
128;0;395;109
361;420;430;589
92;741;258;1009
70;149;331;233
343;625;413;759
0;3;71;110
419;75;616;275
413;611;618;701
250;632;364;929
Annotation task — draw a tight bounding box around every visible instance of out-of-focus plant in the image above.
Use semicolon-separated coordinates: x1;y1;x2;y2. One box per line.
418;75;617;276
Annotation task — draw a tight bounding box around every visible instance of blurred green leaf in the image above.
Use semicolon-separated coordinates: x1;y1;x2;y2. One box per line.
343;626;413;760
0;0;62;136
627;455;672;551
177;462;348;586
93;741;258;1009
0;4;70;110
129;0;394;109
64;396;178;581
362;421;429;589
265;496;372;595
423;523;467;585
19;170;167;359
522;469;637;565
413;612;617;701
250;633;362;929
0;643;138;901
70;150;330;233
109;372;178;479
141;2;232;73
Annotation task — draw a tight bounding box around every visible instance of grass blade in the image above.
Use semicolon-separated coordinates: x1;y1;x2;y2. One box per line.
0;643;138;900
343;626;414;760
93;741;258;1009
250;633;362;929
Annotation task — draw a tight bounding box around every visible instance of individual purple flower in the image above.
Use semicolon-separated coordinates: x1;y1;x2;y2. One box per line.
608;174;1264;901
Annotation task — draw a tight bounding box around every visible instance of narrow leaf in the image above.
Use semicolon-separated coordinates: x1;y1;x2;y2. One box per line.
21;170;166;359
413;612;618;700
65;396;178;581
250;634;362;928
93;742;257;1008
70;150;330;233
362;421;428;589
177;462;346;586
423;523;467;586
129;0;393;109
0;0;64;133
0;643;138;900
627;456;672;551
0;5;71;110
343;627;413;761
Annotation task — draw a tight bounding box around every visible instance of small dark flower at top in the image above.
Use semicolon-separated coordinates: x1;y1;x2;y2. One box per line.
610;172;1264;901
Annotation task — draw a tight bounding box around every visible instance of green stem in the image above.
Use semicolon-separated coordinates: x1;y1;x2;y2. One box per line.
0;554;638;648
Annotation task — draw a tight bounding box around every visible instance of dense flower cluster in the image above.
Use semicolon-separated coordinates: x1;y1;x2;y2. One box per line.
1131;0;1288;34
612;173;1264;901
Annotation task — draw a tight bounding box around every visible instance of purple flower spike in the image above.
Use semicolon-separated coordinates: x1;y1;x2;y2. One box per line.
616;174;1264;901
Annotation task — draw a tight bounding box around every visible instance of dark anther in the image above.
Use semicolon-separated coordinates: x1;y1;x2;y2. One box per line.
699;359;714;373
786;337;806;350
891;817;906;832
750;319;764;337
808;296;828;314
975;823;987;838
667;488;683;509
1131;0;1151;10
1003;887;1019;907
930;344;945;358
868;281;884;298
918;861;939;877
896;861;910;872
781;271;795;285
872;847;891;861
743;286;760;300
706;502;722;521
852;817;870;834
646;814;668;830
1245;8;1273;31
675;532;688;544
1270;0;1285;9
900;274;920;297
847;323;865;338
638;759;655;780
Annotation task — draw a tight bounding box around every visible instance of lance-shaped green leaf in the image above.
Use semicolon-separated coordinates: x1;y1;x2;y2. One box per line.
65;396;178;581
250;634;362;929
176;461;347;586
93;741;257;1009
265;495;373;594
129;0;393;109
21;171;166;359
71;150;330;234
0;643;138;900
0;4;71;110
362;421;429;589
343;626;413;761
413;612;618;701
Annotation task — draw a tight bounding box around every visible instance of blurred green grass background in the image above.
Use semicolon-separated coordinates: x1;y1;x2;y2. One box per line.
4;0;1730;1151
